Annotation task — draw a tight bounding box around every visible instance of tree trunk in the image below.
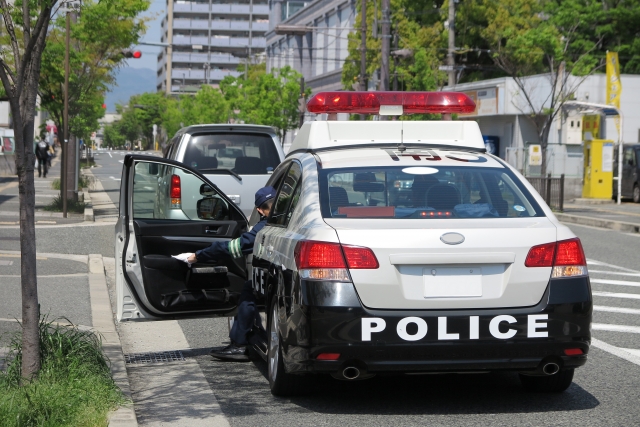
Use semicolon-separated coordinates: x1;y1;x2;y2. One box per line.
539;119;553;177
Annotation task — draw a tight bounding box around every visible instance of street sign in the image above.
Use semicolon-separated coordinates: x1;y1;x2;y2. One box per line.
529;144;542;166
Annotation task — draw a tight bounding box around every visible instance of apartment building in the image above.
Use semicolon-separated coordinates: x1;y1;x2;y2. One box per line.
157;0;269;94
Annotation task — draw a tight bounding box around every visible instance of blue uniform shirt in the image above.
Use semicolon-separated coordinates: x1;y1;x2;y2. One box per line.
195;217;267;262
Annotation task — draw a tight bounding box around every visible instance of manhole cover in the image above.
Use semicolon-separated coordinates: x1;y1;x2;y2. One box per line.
124;351;185;364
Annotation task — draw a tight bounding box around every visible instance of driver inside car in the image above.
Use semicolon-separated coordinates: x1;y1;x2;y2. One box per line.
184;186;276;361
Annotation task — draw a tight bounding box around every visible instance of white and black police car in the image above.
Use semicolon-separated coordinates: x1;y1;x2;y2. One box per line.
115;91;591;397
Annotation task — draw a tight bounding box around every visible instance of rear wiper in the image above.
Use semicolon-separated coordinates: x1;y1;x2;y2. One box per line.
199;168;242;181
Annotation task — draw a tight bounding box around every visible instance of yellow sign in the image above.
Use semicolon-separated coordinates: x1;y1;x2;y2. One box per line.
606;52;621;109
606;51;621;135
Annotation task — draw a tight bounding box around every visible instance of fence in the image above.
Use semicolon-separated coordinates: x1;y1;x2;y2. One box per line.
525;174;565;211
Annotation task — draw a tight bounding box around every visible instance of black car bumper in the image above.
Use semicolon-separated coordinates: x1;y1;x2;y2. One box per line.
279;276;592;375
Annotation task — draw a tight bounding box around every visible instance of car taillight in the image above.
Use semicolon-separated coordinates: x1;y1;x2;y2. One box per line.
294;241;378;281
170;174;181;209
342;245;379;269
525;238;587;278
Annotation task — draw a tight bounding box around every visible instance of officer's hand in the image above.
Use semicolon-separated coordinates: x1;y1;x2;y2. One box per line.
187;253;197;264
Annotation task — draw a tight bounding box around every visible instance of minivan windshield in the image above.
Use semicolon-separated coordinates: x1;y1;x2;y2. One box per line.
183;133;280;175
319;166;544;219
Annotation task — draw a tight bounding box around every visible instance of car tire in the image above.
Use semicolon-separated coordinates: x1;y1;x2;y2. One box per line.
519;368;574;392
633;184;640;203
268;297;307;397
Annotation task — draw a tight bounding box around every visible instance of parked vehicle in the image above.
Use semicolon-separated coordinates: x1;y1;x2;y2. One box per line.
613;143;640;203
163;124;284;217
116;92;591;397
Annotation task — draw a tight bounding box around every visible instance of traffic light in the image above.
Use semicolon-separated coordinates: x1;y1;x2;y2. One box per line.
120;50;142;59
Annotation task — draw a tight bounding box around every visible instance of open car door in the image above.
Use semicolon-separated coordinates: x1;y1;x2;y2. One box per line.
116;155;249;321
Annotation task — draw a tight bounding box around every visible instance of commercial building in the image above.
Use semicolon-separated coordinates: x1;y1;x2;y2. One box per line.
157;0;269;94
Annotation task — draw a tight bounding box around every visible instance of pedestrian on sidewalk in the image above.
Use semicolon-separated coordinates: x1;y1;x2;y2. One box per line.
183;186;276;361
35;139;49;178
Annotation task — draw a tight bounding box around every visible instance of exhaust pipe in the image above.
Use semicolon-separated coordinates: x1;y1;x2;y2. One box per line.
342;366;360;380
542;362;560;376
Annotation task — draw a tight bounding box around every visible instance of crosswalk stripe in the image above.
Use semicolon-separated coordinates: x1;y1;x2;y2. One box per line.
591;338;640;367
593;291;640;300
594;305;640;315
587;259;640;273
589;270;640;278
591;278;640;287
593;323;640;334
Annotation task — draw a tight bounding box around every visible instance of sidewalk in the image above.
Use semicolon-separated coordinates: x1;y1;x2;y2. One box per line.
557;199;640;233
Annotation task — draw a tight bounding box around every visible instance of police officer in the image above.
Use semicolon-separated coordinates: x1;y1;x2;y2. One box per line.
185;186;276;361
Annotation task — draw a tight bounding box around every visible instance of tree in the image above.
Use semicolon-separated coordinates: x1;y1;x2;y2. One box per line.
0;0;59;380
478;0;608;175
222;64;309;141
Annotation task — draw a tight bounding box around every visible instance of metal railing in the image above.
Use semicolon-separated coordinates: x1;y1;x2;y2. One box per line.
526;174;565;212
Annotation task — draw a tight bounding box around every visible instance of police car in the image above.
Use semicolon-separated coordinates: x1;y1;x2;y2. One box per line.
115;91;591;397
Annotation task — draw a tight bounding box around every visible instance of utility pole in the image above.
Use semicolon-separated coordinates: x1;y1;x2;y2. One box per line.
62;9;70;218
447;0;456;88
380;0;390;92
359;0;367;92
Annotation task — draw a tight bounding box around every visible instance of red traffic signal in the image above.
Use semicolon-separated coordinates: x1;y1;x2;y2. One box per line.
120;50;142;59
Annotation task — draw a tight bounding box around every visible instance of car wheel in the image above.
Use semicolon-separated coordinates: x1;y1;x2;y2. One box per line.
633;185;640;203
519;368;574;392
268;297;307;397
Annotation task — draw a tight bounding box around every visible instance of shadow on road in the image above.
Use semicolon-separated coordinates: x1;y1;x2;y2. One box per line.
190;348;599;419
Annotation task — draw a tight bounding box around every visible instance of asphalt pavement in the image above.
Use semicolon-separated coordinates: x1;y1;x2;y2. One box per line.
3;150;640;426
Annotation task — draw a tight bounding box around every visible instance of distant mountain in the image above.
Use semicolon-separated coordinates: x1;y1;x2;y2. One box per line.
105;67;157;112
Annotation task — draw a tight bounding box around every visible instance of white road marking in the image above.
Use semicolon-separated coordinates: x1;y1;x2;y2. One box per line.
118;160;124;164
108;152;112;158
589;270;640;278
593;291;640;300
593;323;640;334
110;176;121;181
587;259;640;273
591;278;640;288
591;338;640;367
622;348;640;357
594;306;640;315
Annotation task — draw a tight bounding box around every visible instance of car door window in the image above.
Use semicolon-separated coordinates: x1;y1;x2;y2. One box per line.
624;148;635;167
132;160;233;221
268;162;302;226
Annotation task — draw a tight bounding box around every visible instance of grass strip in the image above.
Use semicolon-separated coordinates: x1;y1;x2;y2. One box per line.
0;316;126;427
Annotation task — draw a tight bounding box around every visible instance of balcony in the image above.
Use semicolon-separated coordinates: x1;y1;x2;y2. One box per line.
173;3;268;16
171;68;241;82
173;19;268;33
171;52;241;65
171;35;266;49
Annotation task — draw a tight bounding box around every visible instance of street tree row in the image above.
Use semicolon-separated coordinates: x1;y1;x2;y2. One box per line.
104;64;309;149
342;0;640;174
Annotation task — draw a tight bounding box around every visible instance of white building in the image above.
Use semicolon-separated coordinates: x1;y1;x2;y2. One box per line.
157;0;269;94
450;73;640;197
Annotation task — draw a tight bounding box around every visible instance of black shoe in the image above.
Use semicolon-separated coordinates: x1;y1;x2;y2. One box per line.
210;343;249;361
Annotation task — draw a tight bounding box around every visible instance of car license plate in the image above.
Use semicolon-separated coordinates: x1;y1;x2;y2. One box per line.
423;267;482;298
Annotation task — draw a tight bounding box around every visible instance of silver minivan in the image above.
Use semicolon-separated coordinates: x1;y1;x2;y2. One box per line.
163;124;285;217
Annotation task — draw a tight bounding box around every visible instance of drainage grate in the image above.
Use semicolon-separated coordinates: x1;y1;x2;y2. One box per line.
124;350;185;364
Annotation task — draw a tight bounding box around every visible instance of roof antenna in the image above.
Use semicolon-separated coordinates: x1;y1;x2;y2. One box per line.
397;129;406;152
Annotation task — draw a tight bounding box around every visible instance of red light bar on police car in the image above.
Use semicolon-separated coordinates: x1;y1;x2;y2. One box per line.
306;91;476;115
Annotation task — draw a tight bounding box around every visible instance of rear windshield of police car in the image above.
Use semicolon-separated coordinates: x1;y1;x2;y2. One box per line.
183;133;280;175
319;166;544;219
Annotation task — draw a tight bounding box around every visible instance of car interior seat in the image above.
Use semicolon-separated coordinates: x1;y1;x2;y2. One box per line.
426;184;462;211
329;186;350;212
412;175;439;207
234;156;265;174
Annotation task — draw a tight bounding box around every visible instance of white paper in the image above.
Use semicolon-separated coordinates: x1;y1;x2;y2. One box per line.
172;253;196;265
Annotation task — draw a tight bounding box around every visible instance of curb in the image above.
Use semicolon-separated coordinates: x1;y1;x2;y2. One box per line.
81;171;95;222
88;254;138;427
556;212;640;234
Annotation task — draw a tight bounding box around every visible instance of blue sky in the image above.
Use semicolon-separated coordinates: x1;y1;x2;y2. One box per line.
126;0;165;70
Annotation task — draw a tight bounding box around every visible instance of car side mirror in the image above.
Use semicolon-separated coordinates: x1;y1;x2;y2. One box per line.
148;163;159;175
200;183;216;196
197;197;228;220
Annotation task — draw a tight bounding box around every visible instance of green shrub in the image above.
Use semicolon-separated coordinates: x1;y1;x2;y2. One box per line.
50;175;92;191
43;195;86;214
0;317;126;427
